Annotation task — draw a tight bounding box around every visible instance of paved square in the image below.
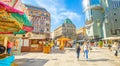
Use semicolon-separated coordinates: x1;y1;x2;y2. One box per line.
15;47;120;66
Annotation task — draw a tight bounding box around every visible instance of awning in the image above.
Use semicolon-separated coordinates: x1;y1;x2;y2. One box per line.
10;13;33;32
77;40;85;42
0;2;24;14
103;37;120;40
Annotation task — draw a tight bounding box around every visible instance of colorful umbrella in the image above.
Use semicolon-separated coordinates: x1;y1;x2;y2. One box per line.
0;2;24;14
0;2;33;34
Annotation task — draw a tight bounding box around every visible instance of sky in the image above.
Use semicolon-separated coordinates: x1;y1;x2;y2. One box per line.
22;0;87;31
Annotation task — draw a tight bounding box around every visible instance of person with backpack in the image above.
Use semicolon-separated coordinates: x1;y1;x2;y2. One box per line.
76;43;81;60
83;41;89;60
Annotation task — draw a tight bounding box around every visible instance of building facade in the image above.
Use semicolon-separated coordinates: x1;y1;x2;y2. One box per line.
76;27;86;40
54;25;63;39
84;0;104;40
54;18;76;40
24;4;50;38
101;0;120;38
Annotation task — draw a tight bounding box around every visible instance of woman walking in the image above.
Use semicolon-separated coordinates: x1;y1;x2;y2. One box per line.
76;43;81;60
112;42;119;57
83;41;89;60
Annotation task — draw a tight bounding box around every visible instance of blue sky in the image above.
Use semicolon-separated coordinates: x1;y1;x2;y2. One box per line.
22;0;86;31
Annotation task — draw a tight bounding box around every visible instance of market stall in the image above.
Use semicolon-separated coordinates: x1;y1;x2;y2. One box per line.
21;35;46;52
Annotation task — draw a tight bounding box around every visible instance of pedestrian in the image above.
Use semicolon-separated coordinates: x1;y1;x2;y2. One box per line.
7;41;13;54
83;41;89;60
76;43;81;60
112;42;119;57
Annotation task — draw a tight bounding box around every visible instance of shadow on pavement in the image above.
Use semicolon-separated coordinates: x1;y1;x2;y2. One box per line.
15;52;29;56
79;59;114;62
91;51;102;53
51;48;65;54
15;58;49;66
65;48;75;51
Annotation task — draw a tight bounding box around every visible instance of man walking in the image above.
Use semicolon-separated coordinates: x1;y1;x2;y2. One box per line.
76;43;81;60
83;41;89;60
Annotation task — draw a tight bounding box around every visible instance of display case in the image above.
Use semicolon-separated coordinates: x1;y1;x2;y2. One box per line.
30;39;44;52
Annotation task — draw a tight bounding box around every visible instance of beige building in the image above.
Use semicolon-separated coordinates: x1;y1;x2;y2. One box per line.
54;18;76;40
54;25;63;39
76;27;86;40
24;4;50;38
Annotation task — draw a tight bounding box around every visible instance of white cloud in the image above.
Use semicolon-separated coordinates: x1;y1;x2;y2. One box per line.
60;11;81;23
82;0;90;20
82;0;90;11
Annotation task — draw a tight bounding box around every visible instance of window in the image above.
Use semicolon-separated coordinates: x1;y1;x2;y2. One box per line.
115;19;117;21
47;28;49;31
114;13;116;15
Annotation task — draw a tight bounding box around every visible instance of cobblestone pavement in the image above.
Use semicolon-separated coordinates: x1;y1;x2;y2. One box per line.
15;47;120;66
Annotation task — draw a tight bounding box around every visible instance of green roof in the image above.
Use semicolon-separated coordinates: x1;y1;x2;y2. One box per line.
64;18;73;24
